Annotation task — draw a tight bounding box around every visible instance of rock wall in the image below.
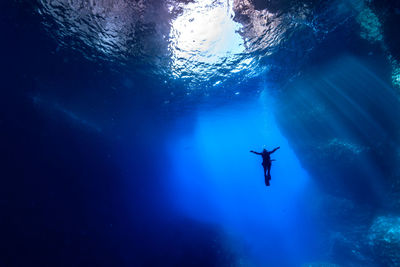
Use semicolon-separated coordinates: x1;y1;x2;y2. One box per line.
275;55;400;205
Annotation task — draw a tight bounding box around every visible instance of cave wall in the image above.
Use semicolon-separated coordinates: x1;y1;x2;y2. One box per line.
274;55;400;207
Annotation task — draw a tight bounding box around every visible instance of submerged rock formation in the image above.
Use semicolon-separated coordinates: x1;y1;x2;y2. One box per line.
274;54;400;266
275;55;400;204
368;216;400;266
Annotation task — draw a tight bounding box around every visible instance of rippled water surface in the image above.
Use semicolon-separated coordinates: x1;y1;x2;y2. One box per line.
36;0;370;88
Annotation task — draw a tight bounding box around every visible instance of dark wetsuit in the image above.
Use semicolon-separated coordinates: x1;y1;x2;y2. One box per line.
262;151;272;172
250;147;280;186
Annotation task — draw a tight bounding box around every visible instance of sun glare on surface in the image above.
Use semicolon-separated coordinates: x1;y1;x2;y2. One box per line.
168;0;249;81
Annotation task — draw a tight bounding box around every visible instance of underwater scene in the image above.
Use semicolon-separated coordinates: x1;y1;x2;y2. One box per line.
1;0;400;266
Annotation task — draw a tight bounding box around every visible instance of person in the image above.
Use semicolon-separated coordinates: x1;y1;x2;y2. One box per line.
250;147;280;186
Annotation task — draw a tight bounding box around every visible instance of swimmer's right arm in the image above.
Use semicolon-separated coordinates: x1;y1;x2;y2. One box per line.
250;150;262;155
269;147;280;154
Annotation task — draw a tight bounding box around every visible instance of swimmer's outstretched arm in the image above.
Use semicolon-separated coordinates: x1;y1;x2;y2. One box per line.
250;150;262;155
269;147;280;154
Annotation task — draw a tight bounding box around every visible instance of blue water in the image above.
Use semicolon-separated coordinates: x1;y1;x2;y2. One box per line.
167;93;316;265
2;0;400;266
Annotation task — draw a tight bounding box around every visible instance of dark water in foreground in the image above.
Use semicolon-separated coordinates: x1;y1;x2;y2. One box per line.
1;0;400;266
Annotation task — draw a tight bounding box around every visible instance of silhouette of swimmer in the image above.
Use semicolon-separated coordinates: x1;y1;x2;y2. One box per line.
250;147;280;186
